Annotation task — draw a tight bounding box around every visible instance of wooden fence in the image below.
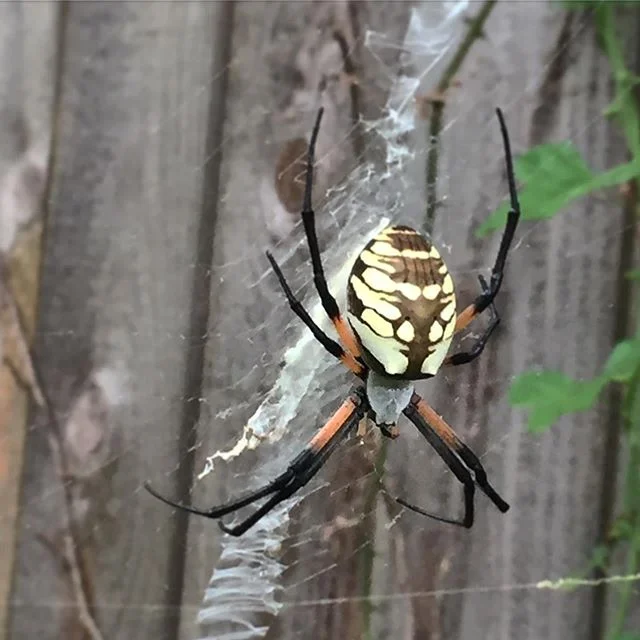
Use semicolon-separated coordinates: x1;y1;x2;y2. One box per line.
1;2;638;639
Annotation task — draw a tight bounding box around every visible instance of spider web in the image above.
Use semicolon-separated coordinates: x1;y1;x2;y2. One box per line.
4;2;639;640
185;5;639;640
193;4;472;638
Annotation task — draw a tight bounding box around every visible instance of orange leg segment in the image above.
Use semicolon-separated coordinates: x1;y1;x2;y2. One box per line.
410;394;510;514
413;396;464;452
454;304;478;334
444;275;500;368
309;396;359;450
333;314;362;359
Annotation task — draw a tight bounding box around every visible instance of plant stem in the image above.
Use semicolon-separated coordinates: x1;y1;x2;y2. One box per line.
359;437;388;640
608;186;640;640
424;0;497;233
596;3;640;637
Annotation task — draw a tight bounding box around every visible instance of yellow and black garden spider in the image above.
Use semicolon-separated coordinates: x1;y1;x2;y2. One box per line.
146;107;519;537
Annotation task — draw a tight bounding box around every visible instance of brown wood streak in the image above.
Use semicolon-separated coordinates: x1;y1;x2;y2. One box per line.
275;137;309;215
183;4;418;640
0;226;44;639
6;240;103;638
10;3;223;640
0;1;57;635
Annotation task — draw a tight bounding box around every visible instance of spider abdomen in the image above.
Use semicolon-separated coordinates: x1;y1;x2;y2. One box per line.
347;225;457;379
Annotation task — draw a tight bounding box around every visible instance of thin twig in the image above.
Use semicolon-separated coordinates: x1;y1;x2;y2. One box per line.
333;6;365;160
1;277;104;640
424;0;498;233
1;267;44;408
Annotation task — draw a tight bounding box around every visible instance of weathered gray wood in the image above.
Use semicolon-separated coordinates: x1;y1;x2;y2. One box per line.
183;3;637;640
178;3;421;638
5;2;636;639
396;4;633;640
603;9;640;637
0;4;57;639
9;3;224;639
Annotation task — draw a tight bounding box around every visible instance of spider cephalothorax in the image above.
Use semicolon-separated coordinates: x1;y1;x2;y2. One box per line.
147;106;519;536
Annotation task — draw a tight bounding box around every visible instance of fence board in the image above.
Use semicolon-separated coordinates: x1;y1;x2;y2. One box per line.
402;4;633;640
177;3;420;638
0;3;57;638
179;3;637;640
9;3;224;639
604;9;640;637
4;2;638;640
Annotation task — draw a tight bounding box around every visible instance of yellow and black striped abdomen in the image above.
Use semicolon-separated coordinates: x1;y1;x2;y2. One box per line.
346;225;456;379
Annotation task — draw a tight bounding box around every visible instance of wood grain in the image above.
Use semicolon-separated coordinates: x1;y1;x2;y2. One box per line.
4;2;638;639
396;4;636;639
177;4;422;638
0;3;57;639
9;3;223;639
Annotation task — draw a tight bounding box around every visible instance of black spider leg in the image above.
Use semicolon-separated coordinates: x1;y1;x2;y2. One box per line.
411;395;509;514
398;398;509;528
444;275;500;367
298;108;362;357
399;401;476;528
300;107;339;322
463;107;521;320
219;392;368;536
144;477;275;520
145;391;368;536
452;438;510;513
265;251;365;378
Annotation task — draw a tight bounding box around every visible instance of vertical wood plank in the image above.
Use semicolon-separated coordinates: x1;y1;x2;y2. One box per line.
176;3;424;638
394;4;634;639
603;9;640;637
0;3;58;638
179;3;637;639
9;3;225;638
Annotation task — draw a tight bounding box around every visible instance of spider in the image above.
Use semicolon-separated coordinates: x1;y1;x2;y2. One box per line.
146;106;520;537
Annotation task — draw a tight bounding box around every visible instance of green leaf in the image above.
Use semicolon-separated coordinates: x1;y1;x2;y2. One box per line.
476;142;640;236
625;269;640;281
588;544;610;571
559;0;606;8
603;339;640;383
614;634;640;640
562;0;640;9
588;161;640;190
510;371;605;433
609;514;635;541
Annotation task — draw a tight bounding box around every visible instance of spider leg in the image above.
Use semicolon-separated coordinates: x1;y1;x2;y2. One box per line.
398;394;509;528
400;400;475;527
145;391;367;536
144;477;277;519
454;107;520;334
444;275;500;367
266;251;365;378
411;395;509;511
299;108;362;358
219;415;356;536
219;390;367;536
